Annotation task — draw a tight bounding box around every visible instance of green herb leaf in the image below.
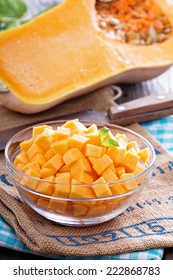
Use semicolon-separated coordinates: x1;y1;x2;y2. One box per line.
101;139;119;147
0;0;27;19
98;127;109;142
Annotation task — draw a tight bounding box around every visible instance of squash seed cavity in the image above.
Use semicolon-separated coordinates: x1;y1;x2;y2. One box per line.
96;0;172;45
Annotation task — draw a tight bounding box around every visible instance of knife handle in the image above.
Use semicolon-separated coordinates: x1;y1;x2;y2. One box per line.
108;92;173;120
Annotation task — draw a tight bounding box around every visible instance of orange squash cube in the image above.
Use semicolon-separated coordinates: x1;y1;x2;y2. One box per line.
69;134;89;150
59;164;70;173
63;119;87;135
110;183;127;195
87;156;98;165
36;176;54;195
73;204;88;216
116;167;126;178
85;133;100;146
137;148;150;163
53;172;71;198
120;173;138;191
20;169;40;190
84;144;103;158
45;149;55;160
92;176;112;198
15;163;24;172
37;198;50;209
51;139;69;156
56;126;70;139
70;180;96;199
32;125;52;138
107;146;126;164
63;148;84;166
74;172;94;184
13;151;29;166
102;167;118;182
35;133;54;151
127;141;140;152
40;168;54;178
20;138;33;152
42;153;64;174
87;204;106;217
23;161;40;174
27;143;45;160
133;162;145;175
124;152;140;172
70;158;91;177
85;124;98;134
93;154;113;175
48;199;67;213
30;153;46;167
115;133;128;148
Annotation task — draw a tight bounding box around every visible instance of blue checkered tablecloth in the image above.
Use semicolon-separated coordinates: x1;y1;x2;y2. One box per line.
1;116;173;259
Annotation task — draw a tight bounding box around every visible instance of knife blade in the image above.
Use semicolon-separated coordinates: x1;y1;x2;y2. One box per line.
0;92;173;151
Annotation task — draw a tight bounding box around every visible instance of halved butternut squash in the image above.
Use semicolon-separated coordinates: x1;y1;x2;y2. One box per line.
0;0;173;113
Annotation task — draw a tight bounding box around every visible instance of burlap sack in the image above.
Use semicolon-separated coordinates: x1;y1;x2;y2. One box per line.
0;88;173;257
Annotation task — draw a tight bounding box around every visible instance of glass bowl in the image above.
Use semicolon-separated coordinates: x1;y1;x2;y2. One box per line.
5;120;155;226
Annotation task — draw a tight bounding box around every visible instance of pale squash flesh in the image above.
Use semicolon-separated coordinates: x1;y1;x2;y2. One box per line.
0;0;173;113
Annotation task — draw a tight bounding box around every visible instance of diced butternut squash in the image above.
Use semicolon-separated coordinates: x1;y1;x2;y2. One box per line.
116;167;126;178
20;169;40;190
70;180;96;199
53;172;71;198
87;156;98;165
127;141;140;152
133;162;145;175
120;173;138;191
92;177;112;198
15;163;24;172
69;134;89;150
30;153;46;167
32;125;52;138
56;126;70;139
102;167;118;182
59;164;70;173
35;133;54;151
86;133;100;146
48;199;67;213
20;138;33;152
63;148;84;166
73;204;88;216
115;133;128;148
23;161;40;174
70;158;91;177
74;172;94;184
110;183;127;195
13;152;29;166
93;154;113;175
84;144;103;157
14;120;151;218
40;168;54;178
107;146;126;164
87;204;106;217
137;148;150;163
63;120;87;135
51;139;69;156
36;176;54;195
124;152;140;172
37;198;50;209
27;143;45;160
45;149;55;160
85;124;97;134
42;154;64;174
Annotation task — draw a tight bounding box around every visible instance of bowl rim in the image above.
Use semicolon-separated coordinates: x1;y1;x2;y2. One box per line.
5;119;156;201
